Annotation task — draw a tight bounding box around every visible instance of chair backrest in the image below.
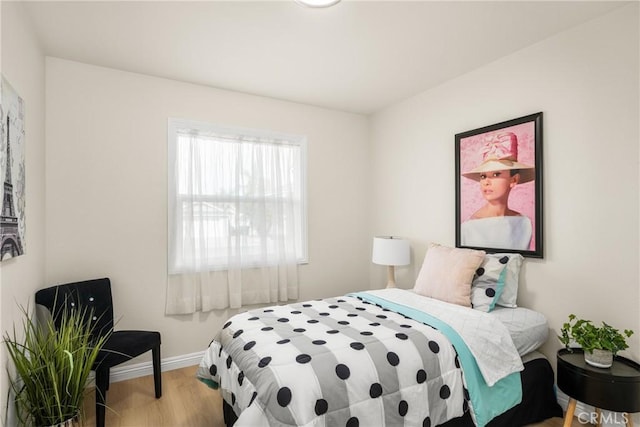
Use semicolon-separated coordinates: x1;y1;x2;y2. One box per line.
35;278;115;340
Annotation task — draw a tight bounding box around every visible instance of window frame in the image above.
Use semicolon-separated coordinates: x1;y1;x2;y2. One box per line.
167;118;308;274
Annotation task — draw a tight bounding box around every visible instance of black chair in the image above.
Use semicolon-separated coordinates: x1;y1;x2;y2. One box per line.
35;278;162;427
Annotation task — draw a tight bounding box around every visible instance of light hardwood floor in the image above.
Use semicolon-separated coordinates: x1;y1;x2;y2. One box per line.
80;366;582;426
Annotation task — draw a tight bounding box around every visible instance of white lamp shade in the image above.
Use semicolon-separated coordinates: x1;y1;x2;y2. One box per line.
372;236;410;266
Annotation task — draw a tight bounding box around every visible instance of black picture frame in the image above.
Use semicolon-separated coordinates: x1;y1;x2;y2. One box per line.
455;112;543;258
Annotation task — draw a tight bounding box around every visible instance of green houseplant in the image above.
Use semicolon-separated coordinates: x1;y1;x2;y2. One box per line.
558;314;634;368
3;304;108;426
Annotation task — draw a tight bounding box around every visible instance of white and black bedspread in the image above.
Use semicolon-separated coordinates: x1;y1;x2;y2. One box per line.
196;289;523;427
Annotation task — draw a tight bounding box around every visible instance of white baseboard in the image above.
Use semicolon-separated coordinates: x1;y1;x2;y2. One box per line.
108;351;205;384
556;389;639;426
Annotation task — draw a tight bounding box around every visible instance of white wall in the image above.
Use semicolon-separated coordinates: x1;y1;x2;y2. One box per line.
0;2;46;424
44;58;371;362
370;4;640;362
3;3;639;424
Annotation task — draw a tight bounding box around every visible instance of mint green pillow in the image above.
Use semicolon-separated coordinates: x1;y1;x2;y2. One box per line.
492;253;524;308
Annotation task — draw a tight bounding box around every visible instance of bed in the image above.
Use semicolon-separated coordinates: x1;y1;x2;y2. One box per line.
196;245;563;426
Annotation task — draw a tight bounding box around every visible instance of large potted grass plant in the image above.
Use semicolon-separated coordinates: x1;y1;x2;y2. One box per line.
3;304;108;426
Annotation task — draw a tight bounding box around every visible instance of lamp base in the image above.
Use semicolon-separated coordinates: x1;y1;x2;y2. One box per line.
386;265;396;288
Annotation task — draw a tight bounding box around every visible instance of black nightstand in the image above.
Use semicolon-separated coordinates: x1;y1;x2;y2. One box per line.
557;348;640;427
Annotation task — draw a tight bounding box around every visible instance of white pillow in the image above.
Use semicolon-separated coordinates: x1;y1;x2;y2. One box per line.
414;243;485;307
489;253;524;308
471;256;508;312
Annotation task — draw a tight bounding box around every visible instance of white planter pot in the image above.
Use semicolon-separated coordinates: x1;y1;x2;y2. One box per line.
584;348;613;368
45;413;79;427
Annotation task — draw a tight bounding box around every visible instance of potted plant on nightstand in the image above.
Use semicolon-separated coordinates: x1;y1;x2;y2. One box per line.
3;304;108;426
559;314;634;368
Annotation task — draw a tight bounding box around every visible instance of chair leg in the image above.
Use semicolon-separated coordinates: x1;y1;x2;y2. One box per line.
95;367;110;427
152;344;162;398
105;367;111;391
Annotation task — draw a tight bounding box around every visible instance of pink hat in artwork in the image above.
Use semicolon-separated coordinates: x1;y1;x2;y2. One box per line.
462;132;535;183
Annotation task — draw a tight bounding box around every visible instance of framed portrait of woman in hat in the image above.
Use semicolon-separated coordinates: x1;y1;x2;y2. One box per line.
455;112;543;258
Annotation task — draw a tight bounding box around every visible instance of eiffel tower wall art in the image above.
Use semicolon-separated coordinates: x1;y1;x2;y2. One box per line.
0;76;26;261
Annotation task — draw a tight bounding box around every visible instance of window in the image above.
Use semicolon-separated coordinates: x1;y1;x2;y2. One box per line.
168;118;307;274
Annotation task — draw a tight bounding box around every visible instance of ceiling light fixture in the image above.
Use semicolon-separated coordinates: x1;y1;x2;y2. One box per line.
295;0;341;8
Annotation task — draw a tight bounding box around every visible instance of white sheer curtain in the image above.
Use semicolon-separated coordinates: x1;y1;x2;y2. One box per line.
166;120;303;314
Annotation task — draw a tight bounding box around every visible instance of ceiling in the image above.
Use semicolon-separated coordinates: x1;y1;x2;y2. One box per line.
24;1;625;115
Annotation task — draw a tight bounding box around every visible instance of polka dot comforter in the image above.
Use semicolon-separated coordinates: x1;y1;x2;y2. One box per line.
196;288;523;427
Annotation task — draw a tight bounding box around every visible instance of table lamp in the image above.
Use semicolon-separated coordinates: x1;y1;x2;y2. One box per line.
372;236;410;288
